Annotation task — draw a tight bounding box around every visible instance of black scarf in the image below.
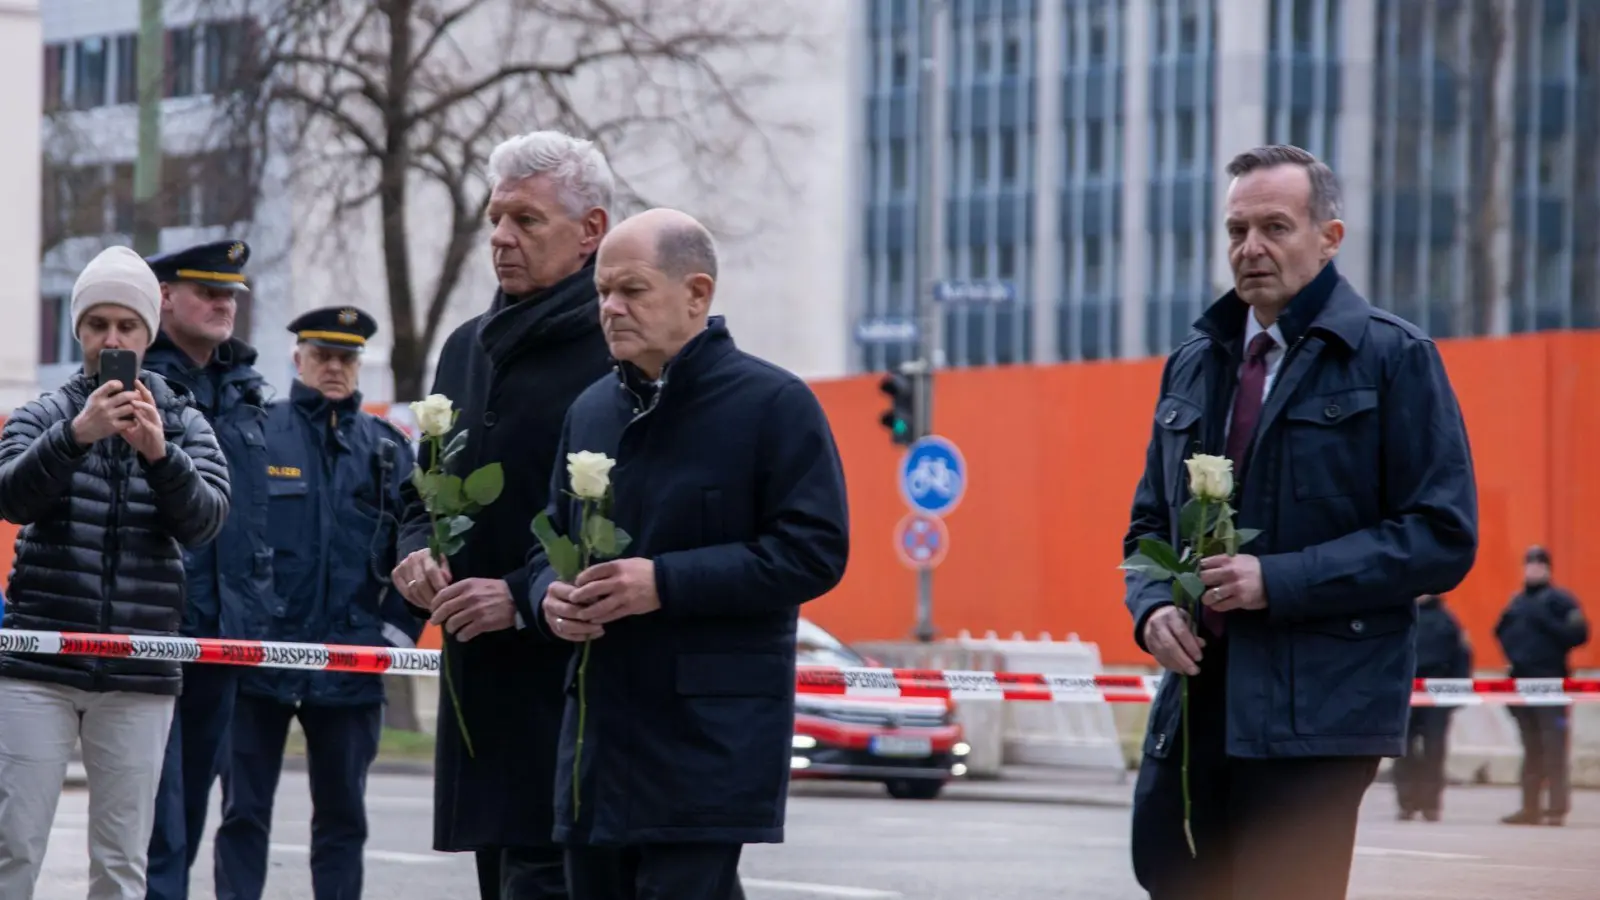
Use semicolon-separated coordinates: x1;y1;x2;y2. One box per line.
477;256;600;370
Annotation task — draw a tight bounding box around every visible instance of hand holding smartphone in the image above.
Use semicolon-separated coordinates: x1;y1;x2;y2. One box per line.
72;349;142;446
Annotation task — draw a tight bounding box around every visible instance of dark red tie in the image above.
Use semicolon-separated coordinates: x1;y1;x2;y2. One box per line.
1206;331;1276;636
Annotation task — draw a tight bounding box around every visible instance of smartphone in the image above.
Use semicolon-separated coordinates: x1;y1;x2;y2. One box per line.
98;349;138;394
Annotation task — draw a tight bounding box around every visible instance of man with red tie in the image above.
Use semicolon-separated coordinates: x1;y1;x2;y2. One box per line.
1120;145;1478;900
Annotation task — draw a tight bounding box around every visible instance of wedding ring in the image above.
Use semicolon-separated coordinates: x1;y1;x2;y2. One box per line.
407;579;420;589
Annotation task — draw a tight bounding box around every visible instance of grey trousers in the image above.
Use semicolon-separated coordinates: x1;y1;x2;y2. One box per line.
0;676;176;900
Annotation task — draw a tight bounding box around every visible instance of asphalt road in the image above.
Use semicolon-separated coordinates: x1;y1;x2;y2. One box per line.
34;772;1600;899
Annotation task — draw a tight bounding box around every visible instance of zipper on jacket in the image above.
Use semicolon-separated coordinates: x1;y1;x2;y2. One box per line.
97;442;127;689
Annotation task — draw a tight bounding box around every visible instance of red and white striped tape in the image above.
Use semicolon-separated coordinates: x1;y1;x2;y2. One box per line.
0;630;437;676
0;629;1591;707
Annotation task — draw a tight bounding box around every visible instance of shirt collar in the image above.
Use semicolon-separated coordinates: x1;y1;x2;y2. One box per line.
1244;309;1286;355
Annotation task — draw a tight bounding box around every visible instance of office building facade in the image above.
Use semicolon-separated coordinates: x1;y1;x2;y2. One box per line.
854;0;1600;372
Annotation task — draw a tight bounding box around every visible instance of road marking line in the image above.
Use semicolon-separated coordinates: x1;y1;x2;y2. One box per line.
1355;846;1482;861
742;877;903;898
269;842;446;865
52;827;447;866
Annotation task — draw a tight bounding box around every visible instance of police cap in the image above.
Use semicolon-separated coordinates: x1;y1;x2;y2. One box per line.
145;239;252;293
287;306;378;352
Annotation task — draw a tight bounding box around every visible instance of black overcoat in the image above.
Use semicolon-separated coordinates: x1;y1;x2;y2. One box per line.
397;259;612;851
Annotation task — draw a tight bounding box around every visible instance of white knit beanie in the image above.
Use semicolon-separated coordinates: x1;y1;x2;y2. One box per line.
71;245;162;341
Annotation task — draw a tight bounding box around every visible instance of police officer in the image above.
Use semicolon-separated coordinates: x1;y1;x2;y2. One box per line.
1496;545;1589;827
142;239;276;900
1394;593;1471;822
211;306;420;900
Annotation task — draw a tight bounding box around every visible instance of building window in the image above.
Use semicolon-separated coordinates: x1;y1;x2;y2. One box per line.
74;37;109;110
111;163;135;234
114;34;139;104
890;138;908;192
43;44;67;110
38;295;81;366
166;27;197;97
1000;129;1019;184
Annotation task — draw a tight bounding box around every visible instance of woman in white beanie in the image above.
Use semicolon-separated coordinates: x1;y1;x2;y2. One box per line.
0;245;233;900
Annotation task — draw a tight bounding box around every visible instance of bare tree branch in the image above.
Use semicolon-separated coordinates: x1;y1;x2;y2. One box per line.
197;0;808;401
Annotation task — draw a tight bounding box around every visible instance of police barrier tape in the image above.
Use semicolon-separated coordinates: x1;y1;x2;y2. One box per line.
0;629;1594;706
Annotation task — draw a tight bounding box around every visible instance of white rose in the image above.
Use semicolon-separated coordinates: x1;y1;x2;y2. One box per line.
410;394;455;438
1185;454;1234;503
568;451;617;501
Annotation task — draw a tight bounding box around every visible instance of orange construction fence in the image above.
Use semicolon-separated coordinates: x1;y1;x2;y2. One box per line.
805;331;1600;671
2;331;1595;669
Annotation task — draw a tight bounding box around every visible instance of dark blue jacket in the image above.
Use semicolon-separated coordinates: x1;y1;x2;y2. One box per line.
1124;264;1478;760
527;318;850;847
1415;596;1472;680
143;332;275;639
1495;584;1588;678
241;381;420;707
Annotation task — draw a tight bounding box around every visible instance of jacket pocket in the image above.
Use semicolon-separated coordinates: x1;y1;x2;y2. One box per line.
670;653;791;817
1142;672;1181;759
1290;610;1412;737
702;489;726;545
1285;387;1378;501
1154;394;1204;503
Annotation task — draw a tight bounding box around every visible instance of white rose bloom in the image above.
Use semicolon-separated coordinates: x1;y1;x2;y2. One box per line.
568;451;618;500
410;394;455;438
1185;454;1234;503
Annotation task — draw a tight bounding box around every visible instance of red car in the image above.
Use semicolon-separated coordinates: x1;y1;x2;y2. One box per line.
790;618;969;800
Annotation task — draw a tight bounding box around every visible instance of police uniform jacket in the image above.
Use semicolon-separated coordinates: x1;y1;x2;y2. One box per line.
243;380;420;707
143;332;276;640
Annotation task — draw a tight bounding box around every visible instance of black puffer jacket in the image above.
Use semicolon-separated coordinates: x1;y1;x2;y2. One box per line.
0;370;231;695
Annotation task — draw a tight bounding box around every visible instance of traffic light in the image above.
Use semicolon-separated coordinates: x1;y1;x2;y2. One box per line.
879;372;915;445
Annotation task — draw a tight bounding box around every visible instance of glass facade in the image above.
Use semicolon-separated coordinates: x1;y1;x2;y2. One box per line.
945;0;1039;368
856;0;1600;372
1143;0;1216;356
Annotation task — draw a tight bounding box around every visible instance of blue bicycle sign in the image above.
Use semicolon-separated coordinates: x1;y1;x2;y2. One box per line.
898;436;967;516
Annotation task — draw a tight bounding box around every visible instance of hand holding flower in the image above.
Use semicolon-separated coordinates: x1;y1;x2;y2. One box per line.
1198;554;1267;612
565;559;661;625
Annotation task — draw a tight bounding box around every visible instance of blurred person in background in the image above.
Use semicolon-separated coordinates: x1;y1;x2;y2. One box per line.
1393;593;1471;822
0;245;230;900
1495;544;1588;827
140;239;276;900
212;307;421;900
389;130;616;900
1122;144;1477;900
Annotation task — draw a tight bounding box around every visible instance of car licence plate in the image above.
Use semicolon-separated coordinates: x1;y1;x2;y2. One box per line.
870;735;932;758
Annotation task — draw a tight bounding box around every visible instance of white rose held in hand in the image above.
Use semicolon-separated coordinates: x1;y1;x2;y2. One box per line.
567;451;617;500
1185;454;1234;503
411;393;456;438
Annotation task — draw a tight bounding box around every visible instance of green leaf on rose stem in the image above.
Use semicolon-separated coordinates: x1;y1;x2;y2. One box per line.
1178;499;1203;541
447;515;474;538
1170;579;1191;612
531;510;582;582
441;536;466;557
464;463;505;506
410;466;429;494
1176;572;1206;604
612;526;631;556
1119;553;1174;582
1137;538;1185;573
435;475;464;513
1234;528;1262;548
584;514;622;558
441;429;470;466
